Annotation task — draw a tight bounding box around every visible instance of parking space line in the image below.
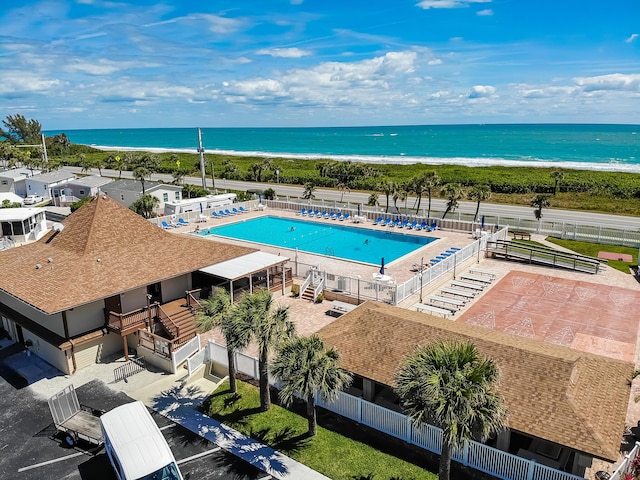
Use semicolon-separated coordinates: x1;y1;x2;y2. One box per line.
176;447;222;465
159;424;175;431
257;475;273;480
18;451;86;472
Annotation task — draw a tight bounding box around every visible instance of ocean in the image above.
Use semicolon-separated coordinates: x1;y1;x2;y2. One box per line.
45;124;640;173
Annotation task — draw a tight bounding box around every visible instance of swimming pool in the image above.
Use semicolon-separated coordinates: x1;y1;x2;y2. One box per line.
202;216;436;265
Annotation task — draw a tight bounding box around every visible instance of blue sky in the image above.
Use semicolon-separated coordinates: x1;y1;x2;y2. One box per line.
1;0;638;129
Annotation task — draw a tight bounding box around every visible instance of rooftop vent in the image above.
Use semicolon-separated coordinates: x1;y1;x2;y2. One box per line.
35;264;42;269
47;258;53;263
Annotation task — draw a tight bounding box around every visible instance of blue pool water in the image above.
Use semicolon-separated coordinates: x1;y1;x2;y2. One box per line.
202;216;435;265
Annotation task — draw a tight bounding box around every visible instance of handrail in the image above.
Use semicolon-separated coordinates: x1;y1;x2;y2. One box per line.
156;304;179;338
107;305;154;331
313;276;325;302
299;270;313;299
185;289;202;310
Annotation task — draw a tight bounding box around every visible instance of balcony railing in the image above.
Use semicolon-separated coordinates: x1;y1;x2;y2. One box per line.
138;329;197;359
106;304;156;332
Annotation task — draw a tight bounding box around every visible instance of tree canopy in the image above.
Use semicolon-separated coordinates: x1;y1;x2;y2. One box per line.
1;114;42;144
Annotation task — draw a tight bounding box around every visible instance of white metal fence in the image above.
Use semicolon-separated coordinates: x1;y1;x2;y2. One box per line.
610;441;640;480
171;334;200;372
207;340;585;480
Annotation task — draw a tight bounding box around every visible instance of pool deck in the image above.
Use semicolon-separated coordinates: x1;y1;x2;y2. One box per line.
170;208;640;477
180;208;471;285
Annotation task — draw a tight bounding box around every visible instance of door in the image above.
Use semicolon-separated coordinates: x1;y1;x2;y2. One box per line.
104;295;122;314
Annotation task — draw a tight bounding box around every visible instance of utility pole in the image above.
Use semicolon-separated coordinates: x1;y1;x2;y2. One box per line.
197;128;207;190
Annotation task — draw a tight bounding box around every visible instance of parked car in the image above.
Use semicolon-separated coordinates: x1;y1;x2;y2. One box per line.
23;194;44;205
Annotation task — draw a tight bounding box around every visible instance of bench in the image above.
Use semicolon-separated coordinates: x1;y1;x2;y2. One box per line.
328;300;357;317
511;231;531;240
415;303;454;318
460;273;493;284
428;295;466;310
450;280;485;291
440;287;477;299
468;268;497;279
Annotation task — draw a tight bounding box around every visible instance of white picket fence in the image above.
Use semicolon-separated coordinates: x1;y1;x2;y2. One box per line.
610;441;640;480
207;340;585;480
171;334;200;372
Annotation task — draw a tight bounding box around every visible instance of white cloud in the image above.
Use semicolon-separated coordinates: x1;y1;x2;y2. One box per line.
573;73;640;92
0;71;62;96
256;47;311;58
626;33;638;43
417;0;491;10
468;85;496;98
427;59;443;65
519;86;577;98
477;9;493;16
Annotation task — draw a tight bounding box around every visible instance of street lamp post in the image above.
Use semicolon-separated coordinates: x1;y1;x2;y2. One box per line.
419;256;424;303
276;169;280;184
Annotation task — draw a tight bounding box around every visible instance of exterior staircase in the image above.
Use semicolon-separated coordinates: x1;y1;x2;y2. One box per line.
157;299;198;339
301;285;315;301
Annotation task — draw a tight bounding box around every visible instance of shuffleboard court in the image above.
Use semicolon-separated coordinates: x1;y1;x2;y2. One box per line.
460;271;640;362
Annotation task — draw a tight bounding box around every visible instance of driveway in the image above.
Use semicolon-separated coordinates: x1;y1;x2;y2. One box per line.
0;373;269;480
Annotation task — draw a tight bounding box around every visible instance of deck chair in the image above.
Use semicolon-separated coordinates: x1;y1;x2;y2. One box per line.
178;218;190;226
161;221;173;229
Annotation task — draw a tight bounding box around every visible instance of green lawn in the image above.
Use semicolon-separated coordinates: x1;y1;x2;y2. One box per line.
202;380;437;480
545;237;638;273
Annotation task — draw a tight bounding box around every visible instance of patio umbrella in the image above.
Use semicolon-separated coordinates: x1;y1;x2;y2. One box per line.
200;203;203;214
379;257;385;275
481;215;485;229
357;203;361;216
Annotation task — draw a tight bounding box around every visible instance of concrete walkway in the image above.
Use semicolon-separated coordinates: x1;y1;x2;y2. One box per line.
129;373;330;480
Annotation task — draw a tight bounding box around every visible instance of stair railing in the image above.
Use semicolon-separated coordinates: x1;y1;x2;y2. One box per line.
156;304;180;338
299;270;313;300
313;275;325;302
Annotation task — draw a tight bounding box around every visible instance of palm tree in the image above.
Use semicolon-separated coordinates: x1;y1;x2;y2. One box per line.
440;183;464;219
550;170;565;195
196;288;251;394
395;341;507;480
366;193;379;207
530;194;551;221
421;171;441;218
235;289;296;411
468;184;492;222
302;182;316;200
337;181;350;202
78;153;93;174
379;180;397;213
130;194;159;218
131;153;160;195
271;334;352;436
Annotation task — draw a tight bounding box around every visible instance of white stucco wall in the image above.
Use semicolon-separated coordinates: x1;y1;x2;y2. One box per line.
66;300;106;337
23;329;70;374
0;292;65;337
161;275;189;303
120;286;148;313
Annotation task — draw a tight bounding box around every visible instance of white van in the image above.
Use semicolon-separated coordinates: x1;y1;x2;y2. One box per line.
100;401;184;480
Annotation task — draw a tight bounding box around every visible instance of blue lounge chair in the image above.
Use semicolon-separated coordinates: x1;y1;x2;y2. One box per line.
398;219;409;229
232;208;240;214
328;212;336;220
373;216;383;225
341;213;350;221
238;206;248;213
161;221;173;229
225;209;234;216
429;258;441;264
219;210;229;217
320;211;328;218
211;211;220;218
333;213;342;220
449;247;460;251
417;221;427;231
408;221;418;230
391;218;401;228
178;217;190;226
382;218;392;227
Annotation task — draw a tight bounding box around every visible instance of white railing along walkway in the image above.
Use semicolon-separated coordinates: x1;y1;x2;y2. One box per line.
207;340;584;480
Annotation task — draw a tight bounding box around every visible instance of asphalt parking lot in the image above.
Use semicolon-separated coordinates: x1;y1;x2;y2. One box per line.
0;371;270;480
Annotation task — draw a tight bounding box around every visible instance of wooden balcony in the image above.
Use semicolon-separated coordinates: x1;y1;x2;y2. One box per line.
106;305;155;336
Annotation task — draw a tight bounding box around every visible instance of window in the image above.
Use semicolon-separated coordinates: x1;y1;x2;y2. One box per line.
79;189;85;195
163;193;169;202
1;180;7;185
174;191;180;200
120;194;125;201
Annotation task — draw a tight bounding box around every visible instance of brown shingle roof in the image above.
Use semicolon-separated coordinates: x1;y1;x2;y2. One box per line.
317;301;632;461
0;195;255;314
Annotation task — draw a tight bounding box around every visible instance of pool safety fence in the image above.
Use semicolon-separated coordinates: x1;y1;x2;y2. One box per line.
285;227;507;305
268;197;640;248
207;340;585;480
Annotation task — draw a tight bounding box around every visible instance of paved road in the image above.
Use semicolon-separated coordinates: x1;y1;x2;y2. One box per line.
61;166;640;230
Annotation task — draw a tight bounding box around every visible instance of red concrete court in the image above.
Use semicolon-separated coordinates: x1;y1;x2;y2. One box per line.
460;271;640;362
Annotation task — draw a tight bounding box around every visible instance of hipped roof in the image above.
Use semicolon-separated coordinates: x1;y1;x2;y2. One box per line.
0;195;255;314
317;301;632;461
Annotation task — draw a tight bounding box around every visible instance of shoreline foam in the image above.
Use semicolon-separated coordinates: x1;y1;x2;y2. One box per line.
86;144;640;174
